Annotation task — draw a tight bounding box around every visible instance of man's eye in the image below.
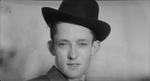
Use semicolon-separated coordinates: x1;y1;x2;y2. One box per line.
79;43;87;47
58;43;68;46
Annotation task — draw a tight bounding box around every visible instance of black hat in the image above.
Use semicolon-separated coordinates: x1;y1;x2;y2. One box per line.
42;0;111;42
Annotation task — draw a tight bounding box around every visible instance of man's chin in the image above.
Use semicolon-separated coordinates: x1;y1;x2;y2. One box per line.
66;72;84;79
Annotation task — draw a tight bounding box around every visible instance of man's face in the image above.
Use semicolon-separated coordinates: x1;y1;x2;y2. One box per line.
52;22;98;79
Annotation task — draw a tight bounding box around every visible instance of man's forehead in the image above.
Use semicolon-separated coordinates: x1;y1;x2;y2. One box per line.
55;21;92;34
53;22;93;42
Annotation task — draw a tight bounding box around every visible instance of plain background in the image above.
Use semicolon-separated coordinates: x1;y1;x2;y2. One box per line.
0;0;149;81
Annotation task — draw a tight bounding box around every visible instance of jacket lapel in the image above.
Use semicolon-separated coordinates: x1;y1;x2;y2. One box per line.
46;65;69;81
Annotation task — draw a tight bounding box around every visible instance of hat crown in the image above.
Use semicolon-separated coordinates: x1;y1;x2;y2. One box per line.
59;0;99;19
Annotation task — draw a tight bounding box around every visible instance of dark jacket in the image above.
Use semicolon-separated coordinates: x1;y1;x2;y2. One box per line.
28;66;69;81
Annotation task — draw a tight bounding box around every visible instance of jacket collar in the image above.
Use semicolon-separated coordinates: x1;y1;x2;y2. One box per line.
46;65;69;81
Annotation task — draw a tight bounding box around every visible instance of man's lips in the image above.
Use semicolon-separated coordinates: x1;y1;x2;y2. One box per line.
67;63;80;67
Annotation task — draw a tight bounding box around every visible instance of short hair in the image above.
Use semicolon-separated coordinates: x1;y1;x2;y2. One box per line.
49;20;96;42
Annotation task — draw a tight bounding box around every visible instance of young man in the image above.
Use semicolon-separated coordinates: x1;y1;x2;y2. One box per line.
29;0;111;81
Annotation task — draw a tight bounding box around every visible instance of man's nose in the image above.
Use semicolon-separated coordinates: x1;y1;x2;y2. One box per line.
68;46;78;60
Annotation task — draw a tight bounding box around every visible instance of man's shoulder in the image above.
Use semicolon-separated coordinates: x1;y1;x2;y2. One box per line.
28;75;49;81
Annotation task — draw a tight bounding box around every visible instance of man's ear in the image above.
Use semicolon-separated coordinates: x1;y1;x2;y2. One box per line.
47;40;55;56
91;40;100;56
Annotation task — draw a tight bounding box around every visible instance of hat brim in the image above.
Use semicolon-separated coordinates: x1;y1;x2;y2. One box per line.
42;7;111;42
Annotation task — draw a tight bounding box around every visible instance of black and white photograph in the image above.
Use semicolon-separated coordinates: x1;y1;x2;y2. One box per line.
0;0;149;81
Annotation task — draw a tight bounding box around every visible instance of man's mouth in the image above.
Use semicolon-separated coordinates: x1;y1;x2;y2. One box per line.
68;63;79;66
67;63;80;69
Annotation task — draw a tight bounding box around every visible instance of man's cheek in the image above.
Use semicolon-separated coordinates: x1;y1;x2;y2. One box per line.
80;49;91;56
57;54;66;64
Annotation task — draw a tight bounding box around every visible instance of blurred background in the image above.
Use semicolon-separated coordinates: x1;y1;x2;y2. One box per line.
0;0;149;81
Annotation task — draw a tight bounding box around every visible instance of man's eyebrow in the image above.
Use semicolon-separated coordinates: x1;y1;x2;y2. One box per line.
77;39;89;42
57;39;69;42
